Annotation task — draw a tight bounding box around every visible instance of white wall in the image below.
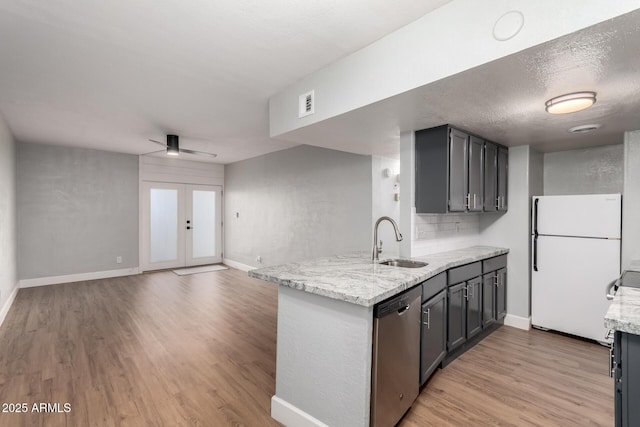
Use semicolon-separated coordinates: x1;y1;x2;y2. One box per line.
224;145;372;268
622;130;640;269
274;286;373;427
0;114;17;319
17;142;139;280
480;146;542;323
270;1;639;137
371;156;401;258
544;144;623;195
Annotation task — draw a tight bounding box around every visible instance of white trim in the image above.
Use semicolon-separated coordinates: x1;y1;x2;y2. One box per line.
0;284;20;327
504;314;531;330
271;396;329;427
19;267;139;288
223;258;255;273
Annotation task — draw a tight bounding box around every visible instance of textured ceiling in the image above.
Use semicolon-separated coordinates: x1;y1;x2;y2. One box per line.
0;0;453;163
276;9;640;156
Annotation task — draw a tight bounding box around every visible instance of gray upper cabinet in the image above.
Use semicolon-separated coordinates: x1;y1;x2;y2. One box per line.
415;125;506;214
467;136;484;212
483;142;498;212
497;147;508;211
448;129;469;212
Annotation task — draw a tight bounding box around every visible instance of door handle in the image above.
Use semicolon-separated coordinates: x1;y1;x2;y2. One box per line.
465;193;471;209
423;309;430;329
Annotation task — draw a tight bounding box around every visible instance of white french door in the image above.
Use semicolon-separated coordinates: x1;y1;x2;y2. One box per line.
141;182;222;271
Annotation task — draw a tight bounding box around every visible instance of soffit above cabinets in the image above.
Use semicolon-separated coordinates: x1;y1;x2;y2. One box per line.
271;8;640;156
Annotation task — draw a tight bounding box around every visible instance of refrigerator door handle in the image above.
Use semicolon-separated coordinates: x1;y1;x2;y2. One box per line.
534;198;539;235
533;234;538;271
533;198;539;272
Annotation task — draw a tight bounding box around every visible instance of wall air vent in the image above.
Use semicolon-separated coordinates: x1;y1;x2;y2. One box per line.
298;90;315;118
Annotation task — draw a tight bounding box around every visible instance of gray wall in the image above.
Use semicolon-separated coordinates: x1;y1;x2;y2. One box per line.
17;143;139;279
480;145;541;324
623;131;640;269
544;144;623;195
224;145;372;267
0;114;17;309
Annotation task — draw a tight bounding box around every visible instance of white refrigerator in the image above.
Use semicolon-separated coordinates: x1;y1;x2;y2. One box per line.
531;194;621;343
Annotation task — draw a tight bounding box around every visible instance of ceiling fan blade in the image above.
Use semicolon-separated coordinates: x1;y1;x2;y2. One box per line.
141;149;167;156
149;138;168;147
180;147;218;158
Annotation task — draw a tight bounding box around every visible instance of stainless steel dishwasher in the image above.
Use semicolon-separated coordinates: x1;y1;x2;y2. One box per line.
371;286;421;427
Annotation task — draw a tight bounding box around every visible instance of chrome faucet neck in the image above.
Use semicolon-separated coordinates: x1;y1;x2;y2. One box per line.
372;216;403;262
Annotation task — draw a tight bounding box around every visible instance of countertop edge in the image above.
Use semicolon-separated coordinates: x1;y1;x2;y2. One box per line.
605;286;640;335
249;246;509;307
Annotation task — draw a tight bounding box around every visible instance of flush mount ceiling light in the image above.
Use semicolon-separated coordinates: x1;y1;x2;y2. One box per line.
569;124;601;133
545;91;596;114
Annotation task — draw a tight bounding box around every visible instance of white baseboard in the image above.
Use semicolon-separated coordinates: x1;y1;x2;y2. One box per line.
271;396;329;427
0;284;19;328
504;314;531;330
223;258;255;273
19;267;140;288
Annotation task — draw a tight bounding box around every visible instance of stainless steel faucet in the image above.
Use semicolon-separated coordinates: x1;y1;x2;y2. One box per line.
372;216;403;262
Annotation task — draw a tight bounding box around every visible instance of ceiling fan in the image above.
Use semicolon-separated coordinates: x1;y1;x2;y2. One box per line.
148;134;218;158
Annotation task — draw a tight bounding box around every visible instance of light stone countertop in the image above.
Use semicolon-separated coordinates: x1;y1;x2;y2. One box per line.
248;245;509;307
605;287;640;335
605;259;640;335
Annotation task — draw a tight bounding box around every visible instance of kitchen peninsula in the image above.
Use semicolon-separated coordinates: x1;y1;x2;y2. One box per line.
250;245;509;427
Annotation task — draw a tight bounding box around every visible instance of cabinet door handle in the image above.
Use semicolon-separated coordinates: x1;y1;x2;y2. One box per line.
465;193;471;209
463;286;468;300
493;275;499;287
496;197;500;209
465;284;473;299
609;345;615;378
473;193;477;210
423;309;430;329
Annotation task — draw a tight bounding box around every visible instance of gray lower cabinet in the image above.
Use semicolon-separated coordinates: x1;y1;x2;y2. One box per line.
447;282;466;350
420;289;447;386
466;277;482;339
496;267;507;320
482;267;507;326
447;261;483;351
614;331;640;426
482;273;496;328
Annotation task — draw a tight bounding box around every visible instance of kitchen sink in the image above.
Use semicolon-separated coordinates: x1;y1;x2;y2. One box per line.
379;259;428;268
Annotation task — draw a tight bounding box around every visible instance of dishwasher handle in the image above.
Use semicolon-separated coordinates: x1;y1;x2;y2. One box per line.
397;304;410;315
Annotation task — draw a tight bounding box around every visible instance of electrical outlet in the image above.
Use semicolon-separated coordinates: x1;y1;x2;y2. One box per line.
256;255;261;263
116;256;123;264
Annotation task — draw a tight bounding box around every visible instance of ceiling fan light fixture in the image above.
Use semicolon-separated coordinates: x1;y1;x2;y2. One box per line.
545;91;596;114
166;134;180;156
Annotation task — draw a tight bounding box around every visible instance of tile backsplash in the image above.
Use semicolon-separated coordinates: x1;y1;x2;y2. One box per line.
412;213;481;256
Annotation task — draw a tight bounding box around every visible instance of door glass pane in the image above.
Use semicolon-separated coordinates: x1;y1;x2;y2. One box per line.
192;190;216;259
150;188;178;263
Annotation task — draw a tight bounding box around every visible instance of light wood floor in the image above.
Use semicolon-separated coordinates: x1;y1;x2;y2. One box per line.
0;268;613;426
